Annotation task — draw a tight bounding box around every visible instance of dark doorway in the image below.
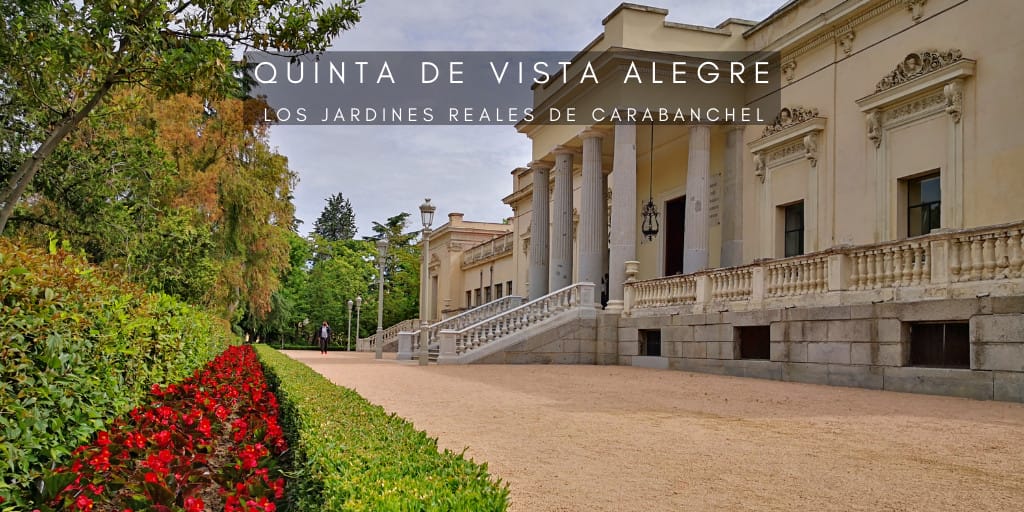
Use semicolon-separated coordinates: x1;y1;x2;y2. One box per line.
664;195;686;276
910;322;969;368
739;326;771;360
640;329;662;357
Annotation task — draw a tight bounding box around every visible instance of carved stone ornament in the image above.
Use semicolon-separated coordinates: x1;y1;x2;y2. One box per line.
866;111;883;148
762;106;819;137
944;79;964;123
753;153;767;183
907;0;926;22
782;60;797;82
838;30;855;55
874;49;963;93
803;132;819;167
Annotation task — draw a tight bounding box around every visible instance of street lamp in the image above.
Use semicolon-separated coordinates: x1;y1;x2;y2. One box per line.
347;299;353;351
418;198;436;366
355;296;362;351
375;238;389;359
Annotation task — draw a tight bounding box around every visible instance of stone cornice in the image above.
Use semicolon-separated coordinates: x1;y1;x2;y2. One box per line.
748;117;827;154
856;58;975;112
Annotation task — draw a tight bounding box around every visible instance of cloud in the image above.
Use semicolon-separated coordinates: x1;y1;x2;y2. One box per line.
277;0;785;236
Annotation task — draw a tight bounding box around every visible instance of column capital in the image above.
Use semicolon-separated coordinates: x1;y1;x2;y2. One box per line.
579;128;606;140
529;160;553;171
552;145;579;157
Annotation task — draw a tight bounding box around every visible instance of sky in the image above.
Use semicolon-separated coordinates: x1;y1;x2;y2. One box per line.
273;0;786;237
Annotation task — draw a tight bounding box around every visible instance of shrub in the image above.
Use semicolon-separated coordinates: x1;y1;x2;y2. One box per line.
254;345;509;511
0;239;235;506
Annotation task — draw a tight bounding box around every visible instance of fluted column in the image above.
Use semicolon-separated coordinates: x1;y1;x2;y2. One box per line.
684;125;711;274
528;161;551;299
578;130;604;288
720;126;745;267
607;122;637;311
550;147;575;291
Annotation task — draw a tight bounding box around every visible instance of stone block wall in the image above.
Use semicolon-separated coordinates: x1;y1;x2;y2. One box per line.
617;297;1024;402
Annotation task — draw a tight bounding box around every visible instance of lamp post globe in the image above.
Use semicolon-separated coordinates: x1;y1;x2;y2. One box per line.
375;238;389;359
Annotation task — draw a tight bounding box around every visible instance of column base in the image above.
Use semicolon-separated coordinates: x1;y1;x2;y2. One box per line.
605;300;625;312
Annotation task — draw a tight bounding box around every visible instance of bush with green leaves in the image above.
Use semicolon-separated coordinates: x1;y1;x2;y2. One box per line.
254;345;509;511
0;238;235;506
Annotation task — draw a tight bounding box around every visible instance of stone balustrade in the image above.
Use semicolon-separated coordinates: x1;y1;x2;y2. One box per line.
625;221;1024;313
438;282;596;359
357;318;418;352
397;295;524;359
462;231;514;269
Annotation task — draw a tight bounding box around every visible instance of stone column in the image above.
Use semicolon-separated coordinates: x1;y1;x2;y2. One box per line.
683;125;711;274
550;147;575;291
528;161;551;300
601;168;610;304
720;126;745;267
607;123;637;311
578;130;604;288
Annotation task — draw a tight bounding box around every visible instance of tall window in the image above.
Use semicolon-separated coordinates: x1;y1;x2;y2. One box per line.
485;286;492;303
908;173;940;237
495;283;503;299
784;202;804;257
466;290;472;308
475;288;482;306
506;280;513;296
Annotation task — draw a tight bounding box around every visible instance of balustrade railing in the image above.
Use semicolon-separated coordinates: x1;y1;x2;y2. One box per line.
401;294;524;355
624;221;1024;312
766;254;828;297
439;282;595;358
462;232;514;268
358;318;418;351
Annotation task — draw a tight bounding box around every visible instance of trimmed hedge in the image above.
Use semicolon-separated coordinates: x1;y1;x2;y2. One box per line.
254;345;509;511
0;239;235;506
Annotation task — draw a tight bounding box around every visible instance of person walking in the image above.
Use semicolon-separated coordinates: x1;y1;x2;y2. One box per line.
318;321;332;355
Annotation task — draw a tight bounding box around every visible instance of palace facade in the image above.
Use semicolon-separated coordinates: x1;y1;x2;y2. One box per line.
401;0;1024;402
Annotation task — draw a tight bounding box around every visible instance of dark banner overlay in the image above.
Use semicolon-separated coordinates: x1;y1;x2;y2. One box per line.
245;51;781;126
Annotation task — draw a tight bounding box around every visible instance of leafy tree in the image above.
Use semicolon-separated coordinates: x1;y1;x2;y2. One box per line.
0;0;364;233
313;192;358;241
366;213;421;329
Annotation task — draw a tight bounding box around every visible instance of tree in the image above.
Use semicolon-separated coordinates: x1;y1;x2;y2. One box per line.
0;0;364;233
366;213;421;329
313;192;357;241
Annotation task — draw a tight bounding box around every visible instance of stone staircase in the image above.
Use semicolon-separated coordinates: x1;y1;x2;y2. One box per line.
397;295;524;360
436;282;597;364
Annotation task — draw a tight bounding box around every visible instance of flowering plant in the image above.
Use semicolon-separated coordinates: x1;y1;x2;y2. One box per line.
36;346;286;512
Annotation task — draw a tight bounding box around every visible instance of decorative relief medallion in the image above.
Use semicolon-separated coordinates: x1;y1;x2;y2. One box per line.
838;30;856;55
907;0;927;22
874;49;963;93
761;106;819;137
782;60;797;83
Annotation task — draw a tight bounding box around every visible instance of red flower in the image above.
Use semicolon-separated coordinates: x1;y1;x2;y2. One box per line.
184;497;204;512
73;495;93;511
95;431;110;447
144;472;160;484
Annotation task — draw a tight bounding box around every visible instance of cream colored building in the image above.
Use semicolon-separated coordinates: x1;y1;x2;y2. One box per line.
411;0;1024;402
423;213;517;320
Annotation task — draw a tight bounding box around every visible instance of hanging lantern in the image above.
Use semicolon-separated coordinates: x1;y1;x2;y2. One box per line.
641;123;659;241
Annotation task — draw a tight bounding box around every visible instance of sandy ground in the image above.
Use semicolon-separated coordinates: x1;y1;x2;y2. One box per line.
283;350;1024;512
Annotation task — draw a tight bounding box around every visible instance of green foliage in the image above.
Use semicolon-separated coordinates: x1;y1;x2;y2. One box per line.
367;213;422;329
0;238;236;506
254;346;509;511
313;192;358;242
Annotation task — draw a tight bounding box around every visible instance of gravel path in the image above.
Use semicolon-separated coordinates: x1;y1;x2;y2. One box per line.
284;350;1024;512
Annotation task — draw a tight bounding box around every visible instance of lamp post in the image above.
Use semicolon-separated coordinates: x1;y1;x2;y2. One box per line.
418;198;436;366
346;299;353;351
375;238;389;359
355;296;362;351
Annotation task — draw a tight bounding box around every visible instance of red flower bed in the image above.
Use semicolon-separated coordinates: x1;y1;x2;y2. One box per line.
40;346;286;512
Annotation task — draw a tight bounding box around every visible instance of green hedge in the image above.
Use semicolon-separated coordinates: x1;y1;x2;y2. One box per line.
254;345;509;511
0;239;235;506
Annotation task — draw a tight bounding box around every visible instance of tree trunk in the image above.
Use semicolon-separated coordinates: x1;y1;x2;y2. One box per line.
0;79;116;234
